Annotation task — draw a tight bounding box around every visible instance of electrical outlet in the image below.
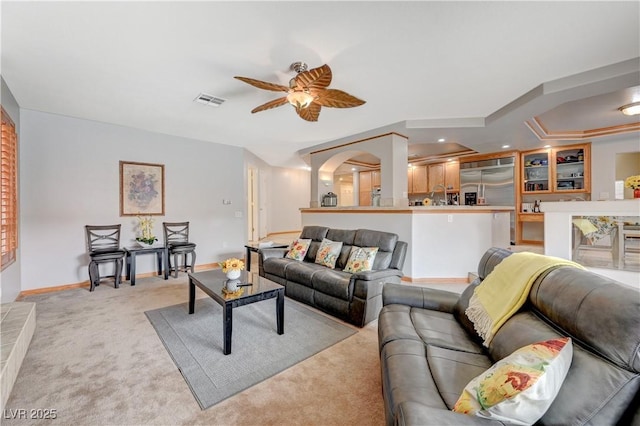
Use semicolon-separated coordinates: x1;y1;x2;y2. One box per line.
447;214;453;223
222;199;232;205
234;211;243;218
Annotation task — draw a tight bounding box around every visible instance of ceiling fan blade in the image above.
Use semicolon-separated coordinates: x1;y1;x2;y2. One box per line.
297;103;321;122
294;64;332;90
251;97;289;113
314;89;366;108
234;76;289;92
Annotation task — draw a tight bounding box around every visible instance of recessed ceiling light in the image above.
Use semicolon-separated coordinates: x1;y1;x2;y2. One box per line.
351;168;357;171
447;158;453;162
543;145;551;148
619;102;640;116
437;138;446;143
502;145;510;149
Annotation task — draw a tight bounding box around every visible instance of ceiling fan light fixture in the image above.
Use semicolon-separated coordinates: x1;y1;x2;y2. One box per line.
286;90;314;109
619;102;640;116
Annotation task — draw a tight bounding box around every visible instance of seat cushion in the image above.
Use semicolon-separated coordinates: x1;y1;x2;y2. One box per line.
284;261;326;287
310;268;353;300
262;257;294;277
168;242;196;254
90;249;125;261
411;307;485;354
427;345;493;409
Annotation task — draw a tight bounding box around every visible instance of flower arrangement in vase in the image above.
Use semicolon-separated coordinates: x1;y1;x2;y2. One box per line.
624;175;640;198
136;214;157;247
220;257;244;279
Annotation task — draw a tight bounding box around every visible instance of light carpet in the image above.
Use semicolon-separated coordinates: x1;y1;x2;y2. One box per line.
146;297;356;410
4;276;385;425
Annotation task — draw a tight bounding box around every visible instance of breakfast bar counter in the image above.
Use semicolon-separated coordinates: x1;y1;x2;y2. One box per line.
300;206;513;282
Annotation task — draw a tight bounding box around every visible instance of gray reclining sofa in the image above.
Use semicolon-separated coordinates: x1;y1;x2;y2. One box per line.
259;226;407;327
379;247;640;425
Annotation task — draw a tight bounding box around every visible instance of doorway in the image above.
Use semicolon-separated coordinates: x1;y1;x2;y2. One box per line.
247;167;259;242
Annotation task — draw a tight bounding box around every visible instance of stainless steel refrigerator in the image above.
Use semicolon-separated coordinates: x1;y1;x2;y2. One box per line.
460;158;515;243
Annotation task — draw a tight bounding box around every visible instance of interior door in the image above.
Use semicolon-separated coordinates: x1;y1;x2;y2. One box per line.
247;168;258;242
258;170;268;239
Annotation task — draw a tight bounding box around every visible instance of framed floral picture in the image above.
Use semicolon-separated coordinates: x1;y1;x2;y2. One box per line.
119;161;165;216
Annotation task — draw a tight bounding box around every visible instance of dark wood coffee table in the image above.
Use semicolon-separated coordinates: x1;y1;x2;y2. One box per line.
188;269;284;355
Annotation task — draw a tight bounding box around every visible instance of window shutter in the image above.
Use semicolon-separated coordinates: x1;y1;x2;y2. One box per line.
1;107;17;269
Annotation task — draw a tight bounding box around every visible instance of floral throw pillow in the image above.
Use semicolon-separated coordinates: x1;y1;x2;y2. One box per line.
343;246;379;273
453;337;573;426
285;238;312;261
314;238;343;269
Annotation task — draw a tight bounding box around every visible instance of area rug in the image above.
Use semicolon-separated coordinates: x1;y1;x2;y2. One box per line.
145;297;357;410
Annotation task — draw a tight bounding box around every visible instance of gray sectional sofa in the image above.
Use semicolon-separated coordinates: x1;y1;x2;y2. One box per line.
378;247;640;425
259;226;407;327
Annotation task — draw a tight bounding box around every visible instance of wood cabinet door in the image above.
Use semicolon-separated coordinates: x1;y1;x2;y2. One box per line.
359;191;371;206
359;171;372;192
372;170;381;187
407;168;413;193
413;165;428;193
428;164;444;191
445;161;459;191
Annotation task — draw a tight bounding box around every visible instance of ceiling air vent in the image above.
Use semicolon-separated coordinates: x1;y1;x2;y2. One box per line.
194;93;226;107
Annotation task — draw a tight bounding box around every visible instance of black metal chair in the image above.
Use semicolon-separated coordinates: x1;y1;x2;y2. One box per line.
85;224;126;291
163;221;197;278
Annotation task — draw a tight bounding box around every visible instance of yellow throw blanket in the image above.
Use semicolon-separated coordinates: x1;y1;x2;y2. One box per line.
466;252;583;347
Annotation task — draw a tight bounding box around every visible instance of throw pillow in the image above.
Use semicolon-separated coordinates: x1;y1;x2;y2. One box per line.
315;238;343;269
285;238;312;261
452;337;573;426
343;246;379;273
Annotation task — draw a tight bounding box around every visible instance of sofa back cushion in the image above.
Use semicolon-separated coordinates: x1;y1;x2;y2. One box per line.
529;267;640;374
354;229;398;270
453;247;514;342
300;226;329;262
325;229;357;269
487;266;640;425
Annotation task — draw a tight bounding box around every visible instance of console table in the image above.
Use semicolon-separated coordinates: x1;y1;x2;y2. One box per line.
124;245;168;286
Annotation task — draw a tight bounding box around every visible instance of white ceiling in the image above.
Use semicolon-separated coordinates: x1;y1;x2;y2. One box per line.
2;1;639;169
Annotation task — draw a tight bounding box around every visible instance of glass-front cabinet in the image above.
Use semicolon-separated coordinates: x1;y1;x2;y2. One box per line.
555;146;586;191
517;142;591;245
521;143;591;195
523;150;550;193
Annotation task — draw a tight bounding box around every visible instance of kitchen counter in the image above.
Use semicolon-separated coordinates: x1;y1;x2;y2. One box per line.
300;206;512;281
300;205;514;213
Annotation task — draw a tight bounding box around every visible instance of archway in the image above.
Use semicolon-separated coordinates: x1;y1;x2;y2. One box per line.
308;133;409;208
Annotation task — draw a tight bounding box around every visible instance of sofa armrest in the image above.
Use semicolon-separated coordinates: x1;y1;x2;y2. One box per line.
382;283;460;314
259;247;288;260
396;401;506;426
351;269;403;281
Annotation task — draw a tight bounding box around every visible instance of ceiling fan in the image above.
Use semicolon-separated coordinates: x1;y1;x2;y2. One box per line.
234;62;365;122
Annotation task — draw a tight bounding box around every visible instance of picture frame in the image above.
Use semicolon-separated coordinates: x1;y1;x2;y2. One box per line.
119;161;165;216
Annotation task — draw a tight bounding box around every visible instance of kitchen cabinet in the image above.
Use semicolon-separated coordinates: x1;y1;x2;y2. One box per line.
359;171;372;206
445;161;460;192
521;143;590;195
372;170;381;188
428;164;444;192
408;165;427;194
517;142;591;244
554;145;590;193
